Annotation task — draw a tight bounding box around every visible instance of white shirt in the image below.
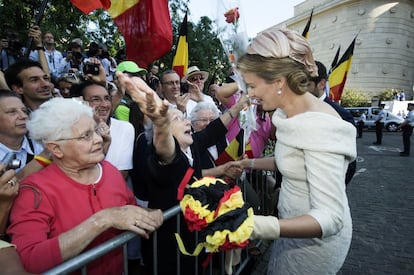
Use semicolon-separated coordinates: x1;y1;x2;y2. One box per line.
0;137;44;172
105;117;135;170
376;109;387;123
405;110;414;126
30;48;63;79
185;94;215;117
358;113;366;122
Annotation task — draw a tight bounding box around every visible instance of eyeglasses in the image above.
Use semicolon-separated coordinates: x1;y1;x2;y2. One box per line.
84;95;112;105
189;76;205;82
162;80;180;86
193;117;216;123
54;127;101;142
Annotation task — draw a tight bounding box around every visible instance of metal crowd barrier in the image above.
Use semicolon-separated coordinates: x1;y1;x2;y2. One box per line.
43;170;277;275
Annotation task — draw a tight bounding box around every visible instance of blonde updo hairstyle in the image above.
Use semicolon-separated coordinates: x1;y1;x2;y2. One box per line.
237;28;318;95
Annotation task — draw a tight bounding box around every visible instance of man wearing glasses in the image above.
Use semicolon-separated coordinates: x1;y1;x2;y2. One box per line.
29;31;63;82
181;66;215;116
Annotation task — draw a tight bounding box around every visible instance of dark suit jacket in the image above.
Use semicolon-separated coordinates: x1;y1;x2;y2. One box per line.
324;97;355;126
324;96;356;185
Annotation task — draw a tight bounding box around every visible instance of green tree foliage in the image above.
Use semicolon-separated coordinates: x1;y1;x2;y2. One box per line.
340;88;371;107
0;0;231;79
378;88;395;101
0;0;90;51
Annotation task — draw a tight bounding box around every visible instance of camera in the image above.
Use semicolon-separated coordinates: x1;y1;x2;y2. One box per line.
180;82;189;94
1;153;21;175
83;61;100;75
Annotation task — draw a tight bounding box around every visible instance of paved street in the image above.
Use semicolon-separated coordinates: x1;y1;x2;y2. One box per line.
249;131;414;274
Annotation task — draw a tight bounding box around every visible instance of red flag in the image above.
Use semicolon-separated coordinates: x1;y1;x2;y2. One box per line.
329;37;356;102
302;8;313;39
70;0;172;69
70;0;110;14
172;12;189;78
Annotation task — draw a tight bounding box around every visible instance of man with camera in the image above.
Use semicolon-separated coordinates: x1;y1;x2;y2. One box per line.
57;42;85;77
0;29;24;72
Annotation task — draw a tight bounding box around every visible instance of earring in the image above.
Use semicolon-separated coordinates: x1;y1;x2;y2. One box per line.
277;87;282;95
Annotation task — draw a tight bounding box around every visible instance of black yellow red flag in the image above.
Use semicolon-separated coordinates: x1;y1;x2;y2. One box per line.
329;37;356;101
172;12;189;79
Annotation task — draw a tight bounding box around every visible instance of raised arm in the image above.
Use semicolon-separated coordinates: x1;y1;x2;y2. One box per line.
28;26;50;78
219;93;248;126
215;82;239;106
116;73;176;164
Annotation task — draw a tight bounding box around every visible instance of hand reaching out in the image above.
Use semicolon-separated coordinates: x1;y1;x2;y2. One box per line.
116;72;170;127
221;161;243;179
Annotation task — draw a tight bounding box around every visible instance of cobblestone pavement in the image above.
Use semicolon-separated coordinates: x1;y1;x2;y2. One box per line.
248;131;414;275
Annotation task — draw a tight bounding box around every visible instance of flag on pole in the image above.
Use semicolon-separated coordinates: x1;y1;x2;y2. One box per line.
172;12;189;78
329;45;341;75
329;36;357;102
325;45;341;96
302;8;314;39
70;0;172;69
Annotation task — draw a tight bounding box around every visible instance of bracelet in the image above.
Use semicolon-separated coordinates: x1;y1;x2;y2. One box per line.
228;110;234;119
35;46;44;50
250;159;255;169
34;155;52;167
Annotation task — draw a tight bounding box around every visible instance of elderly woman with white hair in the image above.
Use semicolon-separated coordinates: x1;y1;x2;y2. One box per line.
232;28;357;274
189;101;243;180
7;98;163;274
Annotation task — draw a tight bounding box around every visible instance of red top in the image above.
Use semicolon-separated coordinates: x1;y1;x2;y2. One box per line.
8;160;136;274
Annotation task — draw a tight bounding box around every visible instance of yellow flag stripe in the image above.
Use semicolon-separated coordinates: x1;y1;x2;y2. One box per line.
108;0;141;18
328;56;353;87
172;36;188;66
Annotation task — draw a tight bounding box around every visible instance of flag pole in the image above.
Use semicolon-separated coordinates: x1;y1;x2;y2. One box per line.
24;0;50;58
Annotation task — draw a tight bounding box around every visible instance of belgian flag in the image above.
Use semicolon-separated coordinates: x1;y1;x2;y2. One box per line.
172;12;189;79
329;36;356;102
215;129;245;166
215;129;253;166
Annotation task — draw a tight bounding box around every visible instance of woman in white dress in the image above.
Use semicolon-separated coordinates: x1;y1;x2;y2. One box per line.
235;28;357;274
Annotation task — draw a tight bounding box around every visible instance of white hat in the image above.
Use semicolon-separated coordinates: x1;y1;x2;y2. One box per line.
182;66;209;82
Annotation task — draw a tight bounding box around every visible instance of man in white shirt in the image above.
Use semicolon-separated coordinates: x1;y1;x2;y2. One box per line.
181;66;215;116
357;111;366;138
29;32;63;81
397;103;414;156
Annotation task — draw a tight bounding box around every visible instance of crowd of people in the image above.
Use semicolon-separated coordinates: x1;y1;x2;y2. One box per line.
0;24;361;275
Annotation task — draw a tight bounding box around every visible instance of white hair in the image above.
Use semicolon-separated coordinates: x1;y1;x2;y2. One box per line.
27;98;93;144
189;101;220;122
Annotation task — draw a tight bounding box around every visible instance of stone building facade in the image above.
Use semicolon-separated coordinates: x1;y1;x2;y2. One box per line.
273;0;414;100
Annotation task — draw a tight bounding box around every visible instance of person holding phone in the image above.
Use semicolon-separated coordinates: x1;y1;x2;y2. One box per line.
0;162;37;275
